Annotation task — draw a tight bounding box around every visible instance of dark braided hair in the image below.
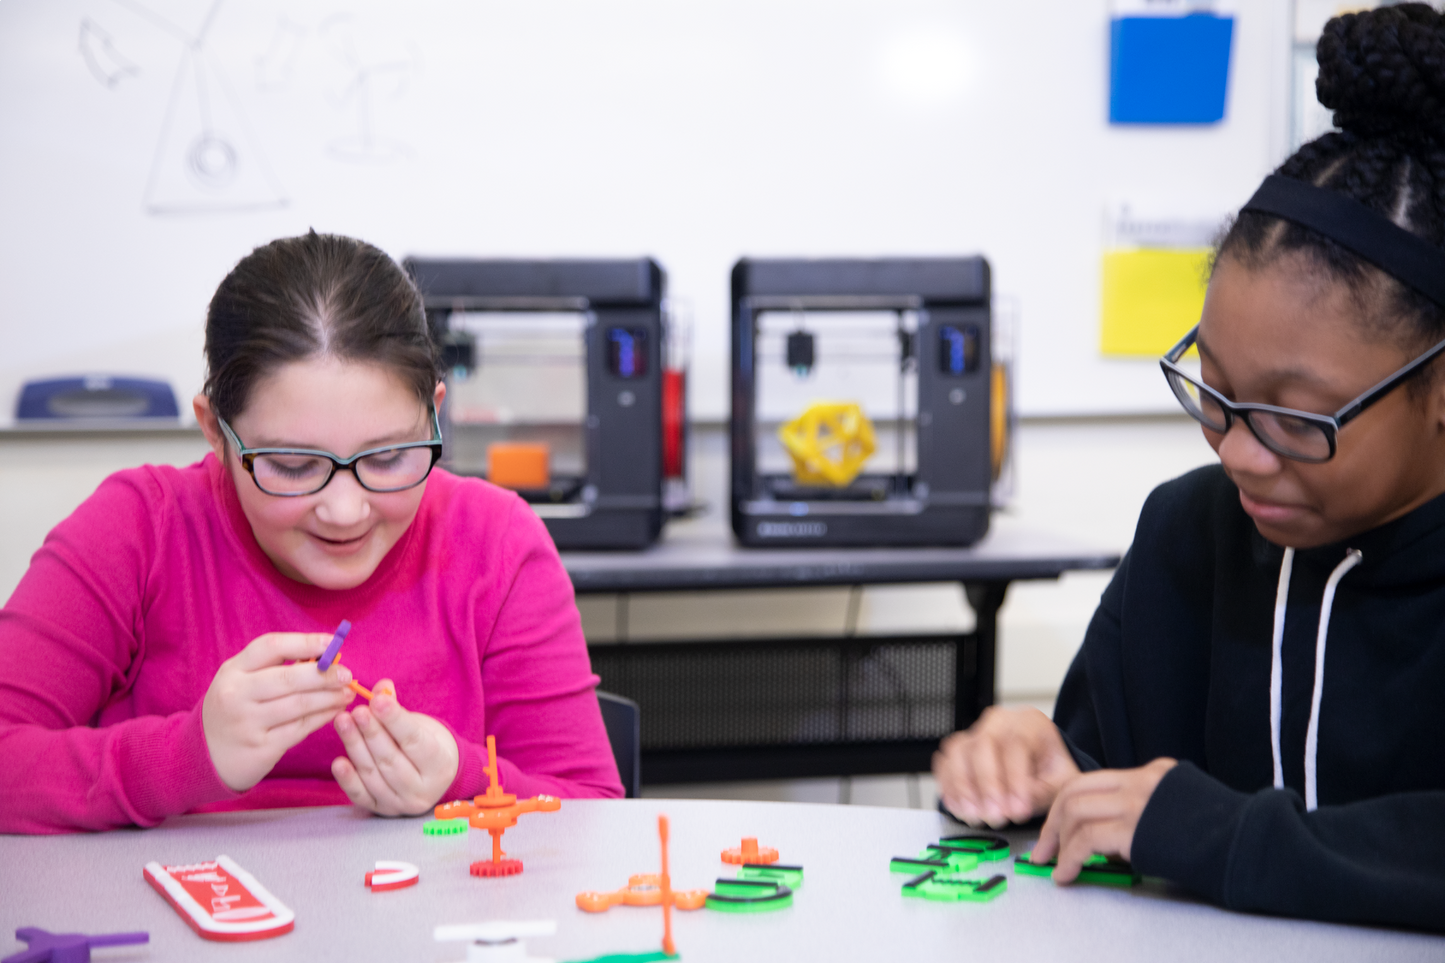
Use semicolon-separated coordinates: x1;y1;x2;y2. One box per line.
1219;3;1445;355
204;231;440;422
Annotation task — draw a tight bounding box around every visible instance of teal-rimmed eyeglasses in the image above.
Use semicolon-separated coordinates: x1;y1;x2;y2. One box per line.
1160;324;1445;463
217;408;443;496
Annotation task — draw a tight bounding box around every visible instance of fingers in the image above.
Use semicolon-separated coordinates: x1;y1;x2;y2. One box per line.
255;685;356;731
934;707;1079;828
1034;762;1173;885
332;755;378;811
232;632;334;672
334;703;421;816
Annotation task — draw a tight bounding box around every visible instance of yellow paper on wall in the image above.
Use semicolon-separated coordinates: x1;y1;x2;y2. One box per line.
1100;248;1211;357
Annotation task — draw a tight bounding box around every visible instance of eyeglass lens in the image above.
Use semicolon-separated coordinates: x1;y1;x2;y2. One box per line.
252;446;435;495
1165;370;1333;461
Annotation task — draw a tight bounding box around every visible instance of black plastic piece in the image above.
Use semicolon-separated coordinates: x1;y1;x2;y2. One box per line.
405;257;666;549
786;331;815;372
731;257;994;547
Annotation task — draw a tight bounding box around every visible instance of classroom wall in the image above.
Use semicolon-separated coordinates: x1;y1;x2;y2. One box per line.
0;0;1292;424
0;416;1216;705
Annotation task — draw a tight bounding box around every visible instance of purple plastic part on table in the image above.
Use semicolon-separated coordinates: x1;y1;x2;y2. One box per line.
5;928;149;963
318;619;352;671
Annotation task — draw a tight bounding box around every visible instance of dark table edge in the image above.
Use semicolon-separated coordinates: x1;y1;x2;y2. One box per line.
565;554;1121;593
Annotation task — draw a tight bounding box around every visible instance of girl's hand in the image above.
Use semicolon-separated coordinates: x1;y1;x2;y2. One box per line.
331;682;460;816
932;706;1081;827
1029;757;1178;881
202;632;358;792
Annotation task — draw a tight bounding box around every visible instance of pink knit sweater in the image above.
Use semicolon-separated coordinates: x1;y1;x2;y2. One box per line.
0;455;622;833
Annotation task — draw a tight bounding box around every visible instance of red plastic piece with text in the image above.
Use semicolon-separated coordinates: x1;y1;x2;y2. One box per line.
143;855;294;941
433;735;560;877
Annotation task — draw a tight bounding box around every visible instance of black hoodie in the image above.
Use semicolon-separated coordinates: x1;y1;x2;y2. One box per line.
1055;464;1445;931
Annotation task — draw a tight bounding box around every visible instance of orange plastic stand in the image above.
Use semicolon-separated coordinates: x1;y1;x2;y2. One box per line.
575;815;706;957
721;837;779;865
488;442;551;490
433;735;560;877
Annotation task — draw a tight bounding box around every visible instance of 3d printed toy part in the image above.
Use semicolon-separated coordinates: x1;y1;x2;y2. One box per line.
777;402;877;487
365;861;419;892
902;872;1007;903
720;837;778;865
434;735;560;877
736;863;802;888
891;854;978;875
575;876;708;913
143;855;294;941
488;443;551;490
576;815;697;959
704;879;794;913
304;620;390;701
1014;853;1141;887
435;920;556;963
929;833;1010;862
318;620;351;670
424;818;469;836
4;928;148;963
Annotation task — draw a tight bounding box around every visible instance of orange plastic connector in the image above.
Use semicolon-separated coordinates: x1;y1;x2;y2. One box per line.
487;443;550;490
721;837;779;865
433;735;560;877
575;815;705;957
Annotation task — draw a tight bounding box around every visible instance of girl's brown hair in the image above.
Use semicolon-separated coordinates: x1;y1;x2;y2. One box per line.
203;230;439;421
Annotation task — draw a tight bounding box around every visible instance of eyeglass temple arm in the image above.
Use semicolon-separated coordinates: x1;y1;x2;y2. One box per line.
1334;334;1445;425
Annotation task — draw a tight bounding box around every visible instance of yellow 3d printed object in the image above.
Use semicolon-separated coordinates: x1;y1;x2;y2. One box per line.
778;402;876;487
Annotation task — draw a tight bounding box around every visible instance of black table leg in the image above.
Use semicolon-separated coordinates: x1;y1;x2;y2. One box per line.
959;581;1010;731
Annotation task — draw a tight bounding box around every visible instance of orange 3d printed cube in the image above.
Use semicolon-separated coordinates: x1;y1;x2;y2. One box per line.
487;442;550;490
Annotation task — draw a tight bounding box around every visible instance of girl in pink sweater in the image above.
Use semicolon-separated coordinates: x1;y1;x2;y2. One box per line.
0;232;623;833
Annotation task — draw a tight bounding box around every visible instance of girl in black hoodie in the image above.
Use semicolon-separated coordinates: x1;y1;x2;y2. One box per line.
933;4;1445;932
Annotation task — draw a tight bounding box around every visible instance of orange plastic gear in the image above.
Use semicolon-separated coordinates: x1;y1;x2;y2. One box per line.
433;735;560;876
721;837;779;865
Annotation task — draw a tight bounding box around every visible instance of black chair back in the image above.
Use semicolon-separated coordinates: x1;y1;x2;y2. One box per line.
597;690;641;799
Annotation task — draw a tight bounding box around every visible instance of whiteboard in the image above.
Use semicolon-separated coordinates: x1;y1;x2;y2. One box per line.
0;0;1292;424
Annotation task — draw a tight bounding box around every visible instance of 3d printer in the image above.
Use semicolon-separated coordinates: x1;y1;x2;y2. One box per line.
404;258;684;550
730;257;1008;548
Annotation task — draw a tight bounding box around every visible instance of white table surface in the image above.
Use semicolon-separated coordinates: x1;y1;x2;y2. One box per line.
2;799;1440;963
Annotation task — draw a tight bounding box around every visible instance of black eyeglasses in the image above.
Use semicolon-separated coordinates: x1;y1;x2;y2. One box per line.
1160;325;1445;462
217;409;443;496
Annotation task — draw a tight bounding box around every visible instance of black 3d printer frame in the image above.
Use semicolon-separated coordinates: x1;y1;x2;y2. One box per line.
731;257;994;548
405;258;666;550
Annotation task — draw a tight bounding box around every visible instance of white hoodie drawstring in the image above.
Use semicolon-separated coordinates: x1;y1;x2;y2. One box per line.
1269;548;1295;792
1269;547;1363;812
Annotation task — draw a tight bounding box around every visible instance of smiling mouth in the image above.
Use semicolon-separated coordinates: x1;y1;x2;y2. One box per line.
312;531;369;547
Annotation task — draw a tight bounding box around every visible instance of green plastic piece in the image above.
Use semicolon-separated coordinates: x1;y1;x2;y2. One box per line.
920;847;981;873
423;818;468;836
565;953;678;963
705;878;794;913
890;856;950;874
934;834;1011;862
738;863;803;888
902;871;1008;902
1014;852;1140;887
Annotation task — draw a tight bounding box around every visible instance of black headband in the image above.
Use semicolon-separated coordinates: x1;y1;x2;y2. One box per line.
1240;174;1445;309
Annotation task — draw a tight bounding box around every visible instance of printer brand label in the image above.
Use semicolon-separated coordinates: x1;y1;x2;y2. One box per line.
757;521;827;538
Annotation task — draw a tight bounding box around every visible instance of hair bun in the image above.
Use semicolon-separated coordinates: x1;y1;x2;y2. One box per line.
1316;3;1445;140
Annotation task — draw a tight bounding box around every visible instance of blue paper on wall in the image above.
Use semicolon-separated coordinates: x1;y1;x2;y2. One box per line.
1110;13;1234;124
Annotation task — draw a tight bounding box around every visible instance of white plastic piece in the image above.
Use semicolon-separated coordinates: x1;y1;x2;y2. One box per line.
366;860;419;891
434;921;556;963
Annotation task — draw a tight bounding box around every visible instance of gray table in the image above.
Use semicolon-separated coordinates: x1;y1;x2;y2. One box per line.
561;517;1120;784
2;800;1437;963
